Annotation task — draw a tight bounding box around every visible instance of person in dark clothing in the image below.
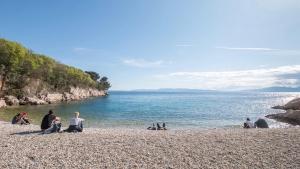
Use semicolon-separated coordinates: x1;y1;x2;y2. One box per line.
254;118;269;128
157;123;162;130
162;123;167;130
41;110;56;130
147;123;157;130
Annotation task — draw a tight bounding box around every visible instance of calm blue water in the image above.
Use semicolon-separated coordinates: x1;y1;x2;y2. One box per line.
1;91;299;129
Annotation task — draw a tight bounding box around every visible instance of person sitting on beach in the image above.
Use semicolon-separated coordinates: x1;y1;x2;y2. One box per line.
11;112;30;125
41;110;57;131
162;123;167;130
157;123;162;130
64;112;84;132
147;123;156;130
254;118;269;128
243;118;254;128
43;116;62;134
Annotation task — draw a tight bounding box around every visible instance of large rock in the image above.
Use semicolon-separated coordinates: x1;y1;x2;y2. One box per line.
266;110;300;125
272;98;300;110
0;99;7;108
4;95;19;106
284;98;300;110
68;87;106;101
43;93;63;104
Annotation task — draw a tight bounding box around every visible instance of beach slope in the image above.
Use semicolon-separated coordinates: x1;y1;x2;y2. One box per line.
0;121;299;169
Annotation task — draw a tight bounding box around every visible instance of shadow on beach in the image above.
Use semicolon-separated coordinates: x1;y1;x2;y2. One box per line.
11;130;42;136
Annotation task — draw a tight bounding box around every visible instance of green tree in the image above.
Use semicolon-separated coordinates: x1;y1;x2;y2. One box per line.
85;71;100;81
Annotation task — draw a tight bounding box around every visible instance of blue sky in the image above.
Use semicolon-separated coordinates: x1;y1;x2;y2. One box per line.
1;0;300;90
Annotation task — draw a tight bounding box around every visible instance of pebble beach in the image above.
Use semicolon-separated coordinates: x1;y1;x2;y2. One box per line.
0;121;299;169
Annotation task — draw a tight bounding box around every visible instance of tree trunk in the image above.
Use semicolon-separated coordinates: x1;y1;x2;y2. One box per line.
0;73;7;94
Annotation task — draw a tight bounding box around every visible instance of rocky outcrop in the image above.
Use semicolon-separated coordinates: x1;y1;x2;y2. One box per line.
0;87;107;107
42;93;63;104
19;97;47;105
4;95;19;106
272;98;300;110
266;110;300;125
268;98;300;125
0;99;7;108
67;87;106;100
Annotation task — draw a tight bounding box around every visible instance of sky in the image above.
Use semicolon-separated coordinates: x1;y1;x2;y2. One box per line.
0;0;300;90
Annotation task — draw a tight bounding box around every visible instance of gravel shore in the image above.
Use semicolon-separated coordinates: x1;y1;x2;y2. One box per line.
0;121;299;169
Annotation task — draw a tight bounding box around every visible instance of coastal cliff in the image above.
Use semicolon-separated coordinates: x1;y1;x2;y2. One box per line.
0;38;110;107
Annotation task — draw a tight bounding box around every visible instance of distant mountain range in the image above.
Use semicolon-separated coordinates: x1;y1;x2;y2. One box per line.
252;86;300;92
112;87;300;93
131;88;215;92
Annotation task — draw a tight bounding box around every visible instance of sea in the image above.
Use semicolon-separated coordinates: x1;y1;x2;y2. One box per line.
0;91;299;129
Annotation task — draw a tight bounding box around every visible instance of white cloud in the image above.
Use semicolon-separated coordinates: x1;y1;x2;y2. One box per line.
216;47;279;51
155;65;300;90
122;59;171;68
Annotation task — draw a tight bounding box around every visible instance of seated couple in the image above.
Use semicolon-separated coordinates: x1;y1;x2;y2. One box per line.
147;123;167;130
244;117;269;129
12;112;30;125
41;110;85;134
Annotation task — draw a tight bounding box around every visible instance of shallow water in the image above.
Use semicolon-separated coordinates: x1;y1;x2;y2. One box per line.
0;91;298;129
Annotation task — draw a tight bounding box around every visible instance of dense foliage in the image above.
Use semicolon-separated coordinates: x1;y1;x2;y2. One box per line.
0;38;110;97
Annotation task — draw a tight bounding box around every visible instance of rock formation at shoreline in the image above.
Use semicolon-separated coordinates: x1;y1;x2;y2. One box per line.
267;98;300;125
0;87;107;107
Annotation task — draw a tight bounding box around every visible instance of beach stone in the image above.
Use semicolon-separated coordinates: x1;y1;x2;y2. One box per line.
266;110;300;126
0;99;7;108
4;95;19;106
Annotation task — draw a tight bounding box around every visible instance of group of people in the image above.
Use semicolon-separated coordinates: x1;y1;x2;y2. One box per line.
243;117;269;128
147;123;167;130
12;110;85;134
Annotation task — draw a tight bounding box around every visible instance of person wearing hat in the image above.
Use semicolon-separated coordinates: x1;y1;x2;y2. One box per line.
65;112;85;132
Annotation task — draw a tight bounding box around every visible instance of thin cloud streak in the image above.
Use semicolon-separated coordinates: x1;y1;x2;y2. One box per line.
123;59;171;68
216;47;279;51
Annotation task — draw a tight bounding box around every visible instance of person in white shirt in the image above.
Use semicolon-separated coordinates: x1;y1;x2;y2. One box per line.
65;112;85;132
244;117;254;128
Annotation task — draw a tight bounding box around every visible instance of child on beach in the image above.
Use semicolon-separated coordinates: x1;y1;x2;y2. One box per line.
64;112;85;132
